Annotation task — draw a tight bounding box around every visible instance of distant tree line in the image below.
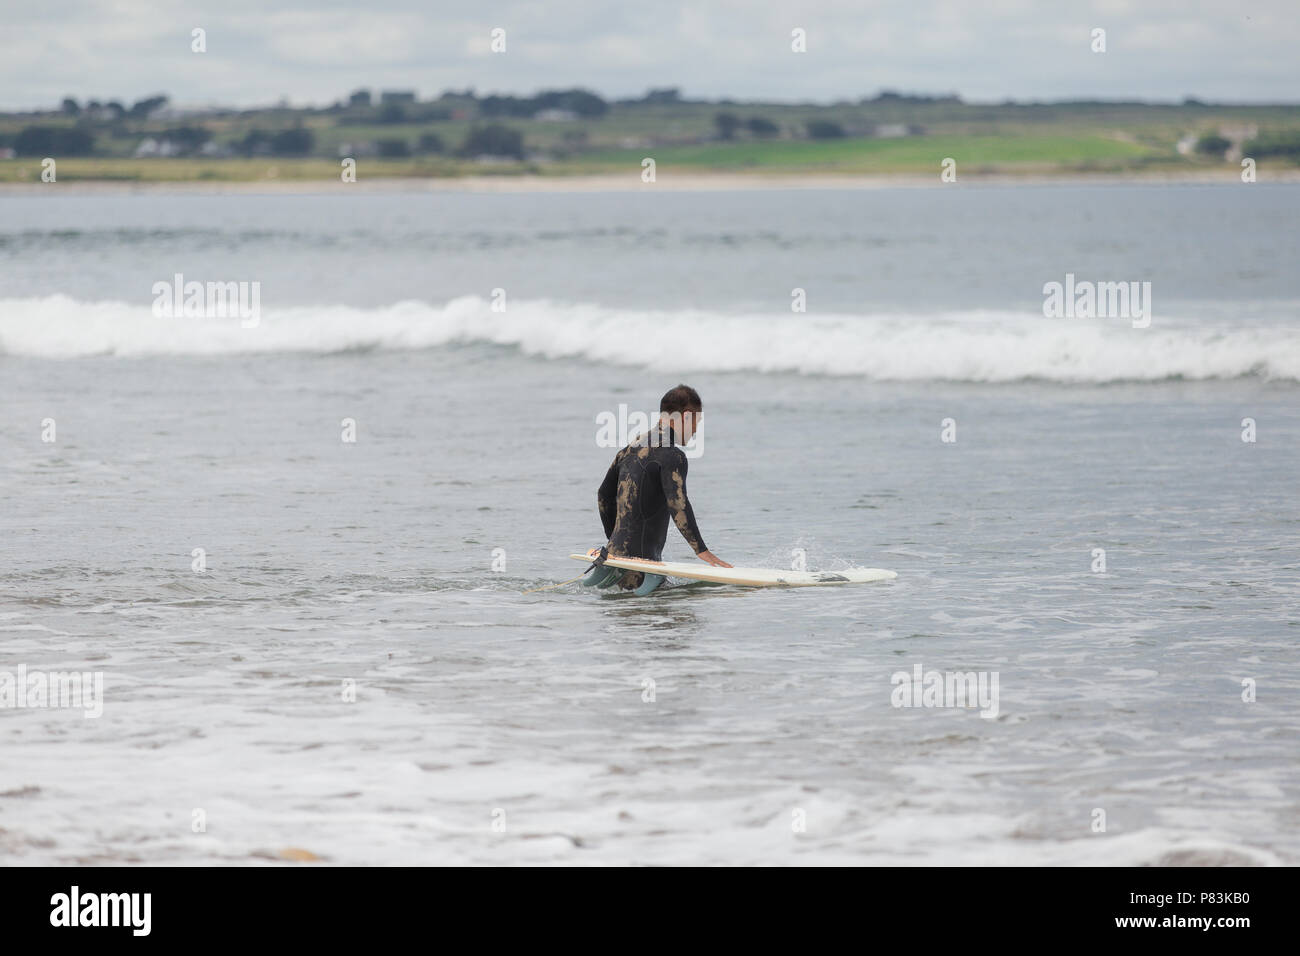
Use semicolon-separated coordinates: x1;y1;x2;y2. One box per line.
1194;129;1300;162
14;87;1300;166
238;127;314;156
58;94;169;119
374;132;446;157
713;113;781;140
865;90;962;105
479;89;608;118
458;125;524;158
346;126;521;159
1247;129;1300;160
7;121;527;161
713;112;848;141
805;119;846;139
14;126;96;156
1195;134;1231;156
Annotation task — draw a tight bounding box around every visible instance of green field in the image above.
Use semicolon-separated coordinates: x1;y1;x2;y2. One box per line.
0;157;474;183
556;133;1158;175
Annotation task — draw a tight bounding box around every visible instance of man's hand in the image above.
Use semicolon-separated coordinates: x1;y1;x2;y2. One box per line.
698;550;732;568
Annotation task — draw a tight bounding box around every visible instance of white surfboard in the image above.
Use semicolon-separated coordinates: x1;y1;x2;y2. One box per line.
569;549;896;588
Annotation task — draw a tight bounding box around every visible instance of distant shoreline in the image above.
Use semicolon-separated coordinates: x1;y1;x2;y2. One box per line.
3;168;1298;194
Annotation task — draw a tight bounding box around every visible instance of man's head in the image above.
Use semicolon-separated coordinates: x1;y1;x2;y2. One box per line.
659;384;702;444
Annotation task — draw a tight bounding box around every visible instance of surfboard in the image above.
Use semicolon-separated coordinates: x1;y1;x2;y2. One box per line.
569;549;897;588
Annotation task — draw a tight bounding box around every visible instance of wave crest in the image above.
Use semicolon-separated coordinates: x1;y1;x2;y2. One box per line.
1;294;1296;383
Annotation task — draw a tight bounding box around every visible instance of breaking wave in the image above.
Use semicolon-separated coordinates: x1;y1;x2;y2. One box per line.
2;294;1297;383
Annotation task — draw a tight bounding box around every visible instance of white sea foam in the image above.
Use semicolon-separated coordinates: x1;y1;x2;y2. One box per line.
1;294;1298;383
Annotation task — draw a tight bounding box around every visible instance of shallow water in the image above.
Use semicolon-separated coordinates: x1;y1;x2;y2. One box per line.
1;184;1297;864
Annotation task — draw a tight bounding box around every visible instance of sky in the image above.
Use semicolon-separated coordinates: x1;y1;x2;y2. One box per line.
3;0;1298;111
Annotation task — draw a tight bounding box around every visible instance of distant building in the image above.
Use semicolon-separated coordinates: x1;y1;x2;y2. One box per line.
873;123;925;138
349;89;372;108
151;105;221;122
134;138;180;157
534;109;577;122
380;91;417;105
644;88;681;104
0;147;15;159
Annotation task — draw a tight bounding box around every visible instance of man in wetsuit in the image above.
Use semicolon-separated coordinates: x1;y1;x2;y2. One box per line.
584;384;731;595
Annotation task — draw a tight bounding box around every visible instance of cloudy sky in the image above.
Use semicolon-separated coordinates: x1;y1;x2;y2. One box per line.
4;0;1298;110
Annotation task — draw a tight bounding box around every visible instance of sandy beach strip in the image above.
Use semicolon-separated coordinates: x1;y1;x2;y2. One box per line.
1;169;1297;195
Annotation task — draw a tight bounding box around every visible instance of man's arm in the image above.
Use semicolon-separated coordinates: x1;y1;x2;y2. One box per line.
597;450;623;541
659;457;731;566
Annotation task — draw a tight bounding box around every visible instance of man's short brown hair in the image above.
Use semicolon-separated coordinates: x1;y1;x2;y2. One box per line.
660;384;702;415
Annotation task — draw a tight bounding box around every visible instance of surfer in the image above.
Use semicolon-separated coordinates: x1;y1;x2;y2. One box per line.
585;384;731;595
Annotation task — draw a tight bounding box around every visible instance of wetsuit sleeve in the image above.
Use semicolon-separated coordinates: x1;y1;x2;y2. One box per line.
598;449;624;540
660;451;708;554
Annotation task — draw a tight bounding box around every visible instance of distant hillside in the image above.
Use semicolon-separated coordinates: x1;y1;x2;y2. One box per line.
2;88;1298;182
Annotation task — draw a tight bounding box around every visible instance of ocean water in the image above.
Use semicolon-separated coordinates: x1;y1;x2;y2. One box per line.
1;183;1297;865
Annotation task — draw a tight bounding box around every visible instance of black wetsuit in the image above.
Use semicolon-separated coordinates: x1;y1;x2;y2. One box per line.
598;424;707;572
